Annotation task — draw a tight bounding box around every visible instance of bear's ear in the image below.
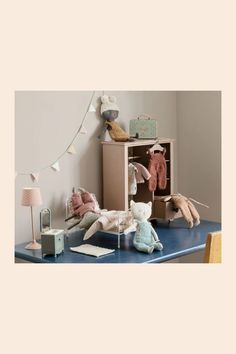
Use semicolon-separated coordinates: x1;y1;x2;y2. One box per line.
148;201;152;208
109;96;117;103
101;95;109;104
130;200;135;208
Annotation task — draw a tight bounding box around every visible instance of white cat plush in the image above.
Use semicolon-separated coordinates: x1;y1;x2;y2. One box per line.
130;200;163;254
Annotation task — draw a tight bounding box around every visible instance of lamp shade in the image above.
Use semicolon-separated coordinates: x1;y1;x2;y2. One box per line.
21;187;42;206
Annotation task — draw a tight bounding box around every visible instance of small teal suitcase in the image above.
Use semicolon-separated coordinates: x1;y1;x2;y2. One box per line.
129;115;158;139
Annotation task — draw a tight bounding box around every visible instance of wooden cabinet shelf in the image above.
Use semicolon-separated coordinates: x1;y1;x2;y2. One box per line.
102;138;175;218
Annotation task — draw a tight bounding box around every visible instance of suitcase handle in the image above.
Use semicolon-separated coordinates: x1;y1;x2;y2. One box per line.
137;114;151;120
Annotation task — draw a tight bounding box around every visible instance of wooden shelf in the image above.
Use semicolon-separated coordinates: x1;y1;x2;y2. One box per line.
102;138;174;211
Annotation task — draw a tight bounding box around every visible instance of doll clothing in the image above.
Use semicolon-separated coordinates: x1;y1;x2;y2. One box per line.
133;162;151;183
128;163;138;195
148;152;167;192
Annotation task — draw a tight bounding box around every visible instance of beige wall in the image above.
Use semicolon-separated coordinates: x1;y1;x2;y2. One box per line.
15;91;177;244
176;91;221;222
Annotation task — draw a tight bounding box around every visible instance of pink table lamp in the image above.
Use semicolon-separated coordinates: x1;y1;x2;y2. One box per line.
21;187;43;250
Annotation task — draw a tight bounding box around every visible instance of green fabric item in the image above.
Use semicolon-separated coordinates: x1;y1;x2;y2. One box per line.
133;221;163;254
78;212;99;229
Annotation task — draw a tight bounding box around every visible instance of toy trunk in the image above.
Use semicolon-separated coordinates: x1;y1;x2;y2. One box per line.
129;115;158;139
152;198;182;221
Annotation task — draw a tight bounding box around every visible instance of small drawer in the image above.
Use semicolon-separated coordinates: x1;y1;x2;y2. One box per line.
152;198;182;220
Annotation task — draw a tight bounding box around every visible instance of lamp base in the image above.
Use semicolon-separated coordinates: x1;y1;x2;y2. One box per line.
25;240;41;250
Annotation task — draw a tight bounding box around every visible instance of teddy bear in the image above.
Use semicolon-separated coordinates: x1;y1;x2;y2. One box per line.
130;200;163;254
99;95;130;142
163;193;201;228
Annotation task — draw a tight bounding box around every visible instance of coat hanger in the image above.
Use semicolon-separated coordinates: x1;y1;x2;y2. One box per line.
147;140;165;154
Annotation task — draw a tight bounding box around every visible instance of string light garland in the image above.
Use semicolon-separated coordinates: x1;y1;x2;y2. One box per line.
16;90;99;181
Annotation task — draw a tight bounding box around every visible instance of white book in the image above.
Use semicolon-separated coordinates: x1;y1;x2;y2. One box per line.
70;244;115;257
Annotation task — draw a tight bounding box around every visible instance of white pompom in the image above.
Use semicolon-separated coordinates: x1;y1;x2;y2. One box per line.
101;95;109;103
109;96;117;103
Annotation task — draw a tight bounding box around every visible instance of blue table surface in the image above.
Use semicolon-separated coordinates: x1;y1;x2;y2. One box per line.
15;218;221;264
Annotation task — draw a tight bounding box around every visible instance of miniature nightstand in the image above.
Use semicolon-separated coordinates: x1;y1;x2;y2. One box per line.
41;229;65;257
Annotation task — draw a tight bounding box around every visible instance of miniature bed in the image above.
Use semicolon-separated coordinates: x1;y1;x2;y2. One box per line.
65;189;136;248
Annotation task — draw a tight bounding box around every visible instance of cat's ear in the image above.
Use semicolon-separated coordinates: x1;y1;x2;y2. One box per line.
130;200;135;208
148;201;152;208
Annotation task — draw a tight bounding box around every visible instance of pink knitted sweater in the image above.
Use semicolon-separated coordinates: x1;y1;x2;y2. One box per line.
133;162;151;183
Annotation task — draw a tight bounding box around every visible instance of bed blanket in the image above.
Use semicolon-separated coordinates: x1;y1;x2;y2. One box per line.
83;210;135;240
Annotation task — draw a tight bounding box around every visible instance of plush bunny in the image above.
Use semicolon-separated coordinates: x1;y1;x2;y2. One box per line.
164;193;201;228
130;200;163;254
99;95;130;142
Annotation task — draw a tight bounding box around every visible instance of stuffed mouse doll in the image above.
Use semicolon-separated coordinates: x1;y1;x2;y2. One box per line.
99;95;131;142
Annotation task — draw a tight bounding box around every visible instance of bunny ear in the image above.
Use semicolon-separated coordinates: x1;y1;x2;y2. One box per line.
109;96;117;103
101;95;109;104
148;201;152;208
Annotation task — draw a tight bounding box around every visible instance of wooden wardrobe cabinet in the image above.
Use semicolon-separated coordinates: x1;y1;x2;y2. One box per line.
102;138;177;220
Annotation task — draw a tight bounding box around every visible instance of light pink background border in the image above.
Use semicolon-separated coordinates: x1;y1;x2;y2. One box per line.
0;1;234;353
